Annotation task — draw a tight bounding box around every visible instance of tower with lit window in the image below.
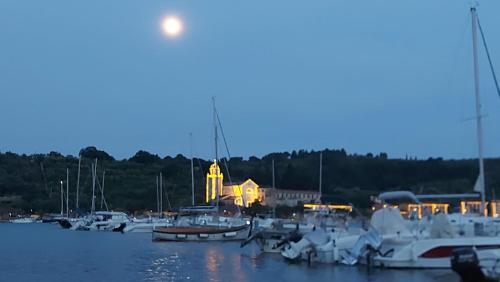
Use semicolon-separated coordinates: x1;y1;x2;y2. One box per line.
206;160;223;203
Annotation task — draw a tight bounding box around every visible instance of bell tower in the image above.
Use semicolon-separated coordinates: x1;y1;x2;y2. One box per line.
206;160;223;203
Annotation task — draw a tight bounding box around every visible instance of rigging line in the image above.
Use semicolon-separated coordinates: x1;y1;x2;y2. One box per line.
214;108;233;184
215;107;246;210
215;108;232;160
162;175;172;210
95;171;109;211
477;17;500;99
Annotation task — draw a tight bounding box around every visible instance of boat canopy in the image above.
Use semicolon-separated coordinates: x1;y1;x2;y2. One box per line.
370;207;412;236
179;206;219;214
378;191;421;204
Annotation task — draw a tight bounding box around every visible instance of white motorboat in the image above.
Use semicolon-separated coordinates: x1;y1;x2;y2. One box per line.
9;217;37;224
65;211;131;232
360;208;500;269
280;228;361;264
448;213;500;237
243;203;355;254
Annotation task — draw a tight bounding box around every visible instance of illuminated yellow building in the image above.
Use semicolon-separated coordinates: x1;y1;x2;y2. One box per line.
303;203;353;212
490;201;500;218
205;162;261;207
222;179;264;208
460;200;489;216
206;160;223;203
205;162;321;208
406;203;449;219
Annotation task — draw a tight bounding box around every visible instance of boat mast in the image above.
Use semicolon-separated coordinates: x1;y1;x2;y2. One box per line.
272;159;276;218
213;97;219;210
66;168;69;218
471;7;486;213
160;172;163;216
60;180;64;216
76;155;81;210
319;152;323;202
100;170;105;210
91;159;97;215
190;133;195;206
156;175;159;215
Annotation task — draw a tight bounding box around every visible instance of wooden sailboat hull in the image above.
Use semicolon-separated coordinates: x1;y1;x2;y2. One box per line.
152;224;250;242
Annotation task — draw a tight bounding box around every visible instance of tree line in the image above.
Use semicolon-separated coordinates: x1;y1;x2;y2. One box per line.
0;146;499;215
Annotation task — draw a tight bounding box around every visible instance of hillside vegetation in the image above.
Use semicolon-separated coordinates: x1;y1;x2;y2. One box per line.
1;146;499;215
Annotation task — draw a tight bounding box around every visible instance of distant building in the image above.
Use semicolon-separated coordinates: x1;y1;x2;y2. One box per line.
266;188;321;207
205;161;320;207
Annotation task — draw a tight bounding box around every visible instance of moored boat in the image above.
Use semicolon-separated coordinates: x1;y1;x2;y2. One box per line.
152;224;250;241
123;217;172;233
357;208;500;269
9;217;37;224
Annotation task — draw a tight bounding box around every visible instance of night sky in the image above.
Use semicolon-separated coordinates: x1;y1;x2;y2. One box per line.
1;0;499;160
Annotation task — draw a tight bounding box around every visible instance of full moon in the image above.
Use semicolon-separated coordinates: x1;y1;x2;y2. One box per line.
162;16;183;37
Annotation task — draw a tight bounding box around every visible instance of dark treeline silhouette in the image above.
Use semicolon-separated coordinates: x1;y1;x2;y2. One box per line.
1;146;499;215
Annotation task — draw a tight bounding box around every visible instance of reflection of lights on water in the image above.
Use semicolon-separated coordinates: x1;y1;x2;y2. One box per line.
205;247;226;282
144;254;184;281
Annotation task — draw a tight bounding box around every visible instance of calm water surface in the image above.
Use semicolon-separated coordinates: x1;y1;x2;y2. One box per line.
0;224;459;282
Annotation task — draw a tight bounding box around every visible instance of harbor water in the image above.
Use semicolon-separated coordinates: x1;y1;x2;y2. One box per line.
0;224;459;282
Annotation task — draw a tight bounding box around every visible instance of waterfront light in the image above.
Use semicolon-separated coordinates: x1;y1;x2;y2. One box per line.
162;16;183;37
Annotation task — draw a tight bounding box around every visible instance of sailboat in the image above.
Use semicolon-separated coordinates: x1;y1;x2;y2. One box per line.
153;98;251;241
266;6;500;268
445;4;500;235
123;173;172;233
59;159;130;232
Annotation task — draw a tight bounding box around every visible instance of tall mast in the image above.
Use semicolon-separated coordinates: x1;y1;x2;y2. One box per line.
212;97;219;209
76;155;81;210
272;159;276;218
471;7;486;213
100;170;106;210
156;175;159;215
66;168;69;218
319;152;323;201
91;159;97;215
160;172;163;216
190;133;195;206
60;180;64;216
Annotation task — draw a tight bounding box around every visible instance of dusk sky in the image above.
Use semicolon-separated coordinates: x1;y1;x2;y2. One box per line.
1;0;499;160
